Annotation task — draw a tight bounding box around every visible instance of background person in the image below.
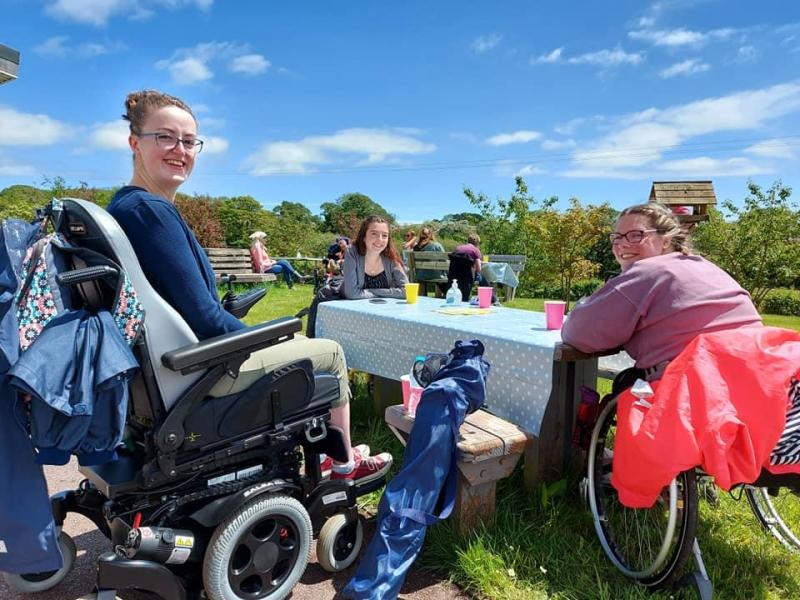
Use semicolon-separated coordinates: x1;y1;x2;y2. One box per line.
107;89;390;483
342;215;408;299
402;229;417;251
249;231;306;288
561;202;762;375
412;226;446;294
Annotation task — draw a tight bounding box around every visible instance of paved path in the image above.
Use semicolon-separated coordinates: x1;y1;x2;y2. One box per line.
1;460;469;600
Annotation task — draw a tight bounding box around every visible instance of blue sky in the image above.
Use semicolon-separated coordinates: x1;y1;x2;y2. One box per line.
1;0;799;222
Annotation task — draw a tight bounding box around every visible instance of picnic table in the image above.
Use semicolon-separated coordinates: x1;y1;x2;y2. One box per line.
315;296;627;483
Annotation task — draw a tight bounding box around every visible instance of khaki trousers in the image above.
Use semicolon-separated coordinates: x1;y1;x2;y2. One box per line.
208;335;349;407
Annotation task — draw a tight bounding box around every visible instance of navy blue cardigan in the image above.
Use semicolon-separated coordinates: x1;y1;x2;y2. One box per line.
108;186;245;340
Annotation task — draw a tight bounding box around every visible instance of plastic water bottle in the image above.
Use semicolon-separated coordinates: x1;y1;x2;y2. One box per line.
445;279;462;305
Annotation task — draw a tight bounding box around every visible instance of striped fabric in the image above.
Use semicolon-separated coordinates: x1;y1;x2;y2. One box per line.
770;377;800;466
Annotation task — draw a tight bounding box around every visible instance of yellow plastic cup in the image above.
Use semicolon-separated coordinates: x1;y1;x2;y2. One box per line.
405;282;420;304
482;255;489;263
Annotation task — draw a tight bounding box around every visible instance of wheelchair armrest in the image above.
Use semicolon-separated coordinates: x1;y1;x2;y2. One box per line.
162;316;302;374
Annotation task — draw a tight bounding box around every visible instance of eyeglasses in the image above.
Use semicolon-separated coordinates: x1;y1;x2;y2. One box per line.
137;132;204;154
609;229;660;244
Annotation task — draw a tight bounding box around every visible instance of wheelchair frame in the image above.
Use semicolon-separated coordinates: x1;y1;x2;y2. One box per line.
583;373;800;599
2;199;386;600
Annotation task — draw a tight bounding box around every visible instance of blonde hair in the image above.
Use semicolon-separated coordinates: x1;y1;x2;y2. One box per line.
619;203;692;254
122;90;195;134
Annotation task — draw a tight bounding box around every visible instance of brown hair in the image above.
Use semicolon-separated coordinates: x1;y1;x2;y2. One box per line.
467;232;481;246
618;202;692;254
417;226;435;246
355;215;402;265
122;89;195;134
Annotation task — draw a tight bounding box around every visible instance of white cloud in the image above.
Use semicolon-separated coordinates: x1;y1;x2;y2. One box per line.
0;155;37;176
90;120;130;150
44;0;213;27
486;130;541;146
471;33;502;54
569;47;644;67
628;25;735;47
744;139;797;159
534;46;643;67
35;35;125;58
736;45;758;62
202;136;229;155
0;106;73;146
533;47;563;64
515;164;546;177
565;80;800;176
657;156;772;176
156;42;270;85
659;58;710;78
230;54;270;75
243;128;435;176
541;139;576;151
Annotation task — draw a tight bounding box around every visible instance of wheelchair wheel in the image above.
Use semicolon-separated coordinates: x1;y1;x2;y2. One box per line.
586;396;698;588
203;494;312;600
2;531;76;593
317;513;363;572
746;486;800;551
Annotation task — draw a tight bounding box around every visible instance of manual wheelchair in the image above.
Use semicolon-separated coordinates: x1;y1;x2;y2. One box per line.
583;369;800;599
3;199;383;600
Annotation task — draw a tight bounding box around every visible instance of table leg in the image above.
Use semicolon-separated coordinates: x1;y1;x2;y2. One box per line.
372;375;403;415
524;358;598;487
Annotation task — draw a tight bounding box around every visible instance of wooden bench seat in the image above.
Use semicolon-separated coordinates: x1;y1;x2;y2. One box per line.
408;250;450;297
385;404;532;531
204;248;276;284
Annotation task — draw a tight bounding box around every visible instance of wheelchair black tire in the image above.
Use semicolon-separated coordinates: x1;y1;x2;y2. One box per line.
586;396;698;589
317;513;364;572
2;531;76;593
203;494;312;600
746;486;800;551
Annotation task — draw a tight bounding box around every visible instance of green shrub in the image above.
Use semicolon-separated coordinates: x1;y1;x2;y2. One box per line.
761;289;800;316
521;278;604;301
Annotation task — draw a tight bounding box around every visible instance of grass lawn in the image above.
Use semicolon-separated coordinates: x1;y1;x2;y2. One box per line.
243;284;800;599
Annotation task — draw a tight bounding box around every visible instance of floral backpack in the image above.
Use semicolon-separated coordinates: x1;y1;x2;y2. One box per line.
14;207;144;351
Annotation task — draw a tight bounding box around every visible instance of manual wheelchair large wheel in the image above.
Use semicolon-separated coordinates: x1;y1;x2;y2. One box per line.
586;395;698;588
317;513;364;572
2;530;76;593
203;494;312;600
746;486;800;551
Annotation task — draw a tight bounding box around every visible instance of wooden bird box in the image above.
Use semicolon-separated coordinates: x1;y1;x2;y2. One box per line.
648;181;716;223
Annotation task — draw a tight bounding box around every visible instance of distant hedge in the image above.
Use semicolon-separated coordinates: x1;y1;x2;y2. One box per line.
761;289;800;316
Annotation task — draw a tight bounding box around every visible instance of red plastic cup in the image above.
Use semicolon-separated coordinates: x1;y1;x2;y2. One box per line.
477;286;493;309
544;300;566;330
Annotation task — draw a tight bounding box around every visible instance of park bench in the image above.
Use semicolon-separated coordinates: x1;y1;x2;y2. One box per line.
486;254;526;301
384;404;533;532
408;250;450;297
204;247;276;284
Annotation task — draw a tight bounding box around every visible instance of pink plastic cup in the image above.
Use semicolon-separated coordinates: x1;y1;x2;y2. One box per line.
401;374;411;409
544;300;567;330
401;375;423;415
477;286;493;309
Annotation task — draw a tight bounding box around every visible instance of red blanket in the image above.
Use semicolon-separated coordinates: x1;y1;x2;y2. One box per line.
611;327;800;508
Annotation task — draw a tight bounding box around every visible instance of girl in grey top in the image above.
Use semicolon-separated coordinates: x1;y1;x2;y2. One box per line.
342;215;408;299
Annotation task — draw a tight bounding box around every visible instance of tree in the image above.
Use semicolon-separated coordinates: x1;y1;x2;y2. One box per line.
693;180;800;307
175;194;225;247
463;176;541;255
0;185;48;221
527;198;613;307
320;192;394;236
272;200;321;227
217;196;278;248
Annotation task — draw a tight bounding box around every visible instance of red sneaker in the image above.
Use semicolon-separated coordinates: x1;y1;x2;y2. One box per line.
319;444;370;478
331;452;393;484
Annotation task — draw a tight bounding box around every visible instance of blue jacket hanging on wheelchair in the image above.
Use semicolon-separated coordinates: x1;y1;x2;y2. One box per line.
342;339;490;600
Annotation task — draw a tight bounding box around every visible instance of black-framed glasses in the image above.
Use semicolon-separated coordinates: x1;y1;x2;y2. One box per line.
137;132;204;154
609;229;660;244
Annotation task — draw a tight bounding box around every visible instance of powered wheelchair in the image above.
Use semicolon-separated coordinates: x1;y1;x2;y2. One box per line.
583;368;800;599
4;199;383;600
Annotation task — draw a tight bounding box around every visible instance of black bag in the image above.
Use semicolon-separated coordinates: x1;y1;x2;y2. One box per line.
302;275;344;338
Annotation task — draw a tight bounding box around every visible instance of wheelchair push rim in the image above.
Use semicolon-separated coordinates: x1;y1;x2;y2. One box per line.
586;396;698;587
746;486;800;551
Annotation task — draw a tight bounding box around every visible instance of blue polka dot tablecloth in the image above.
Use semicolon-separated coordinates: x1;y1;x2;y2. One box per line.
316;296;618;436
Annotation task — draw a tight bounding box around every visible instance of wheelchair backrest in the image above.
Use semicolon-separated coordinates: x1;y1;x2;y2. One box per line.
56;198;202;410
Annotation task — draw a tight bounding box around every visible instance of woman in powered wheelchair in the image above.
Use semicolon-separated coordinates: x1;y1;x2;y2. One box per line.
562;202;800;598
3;90;392;600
